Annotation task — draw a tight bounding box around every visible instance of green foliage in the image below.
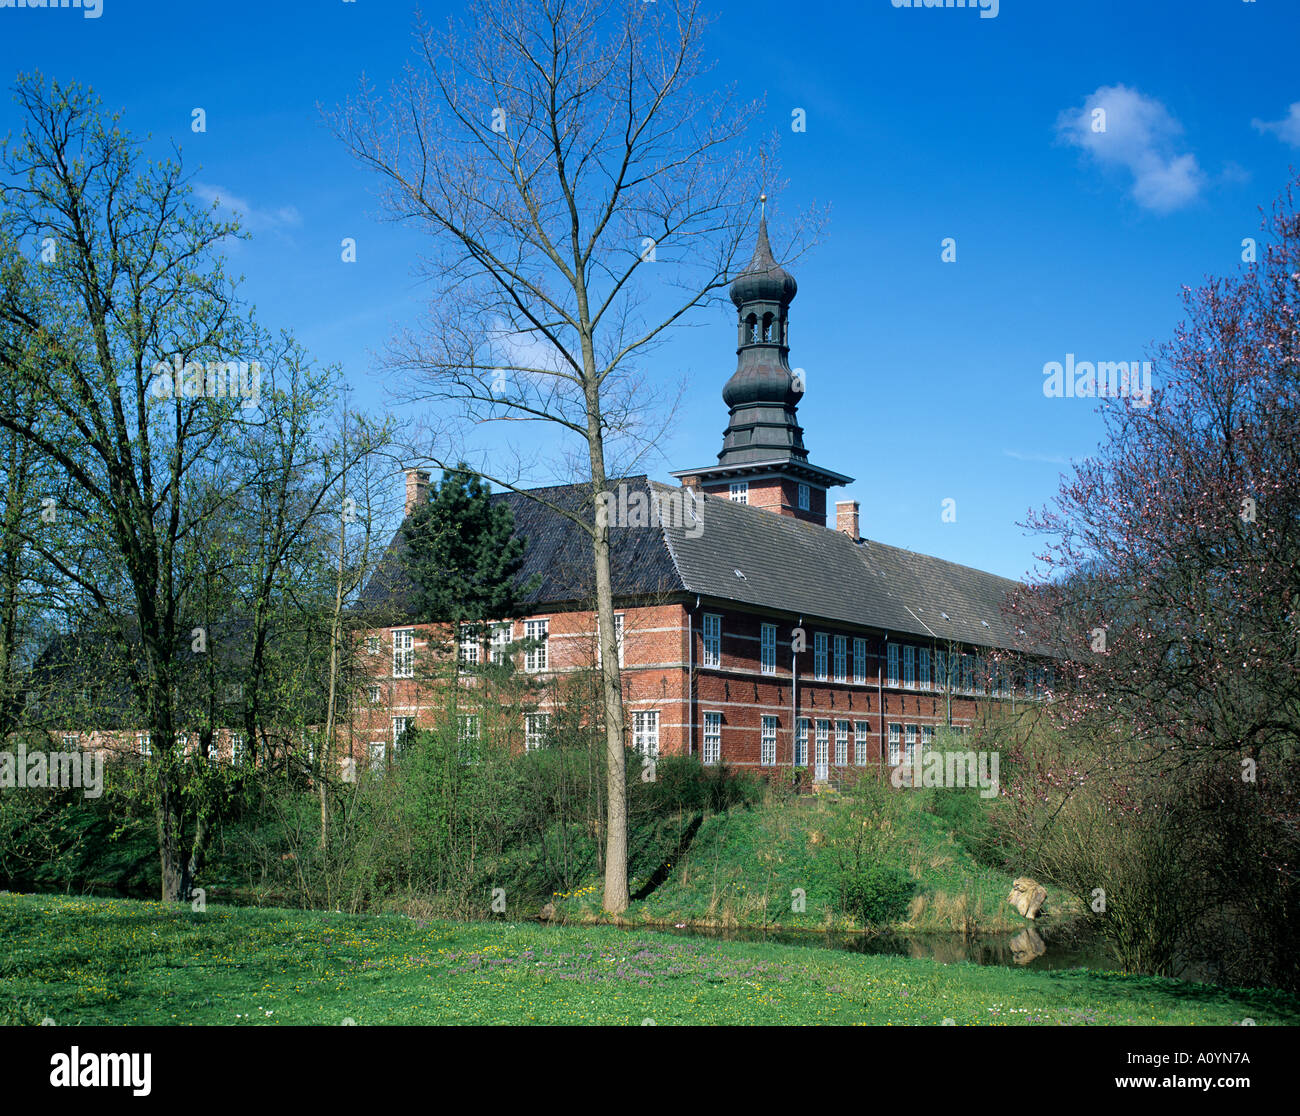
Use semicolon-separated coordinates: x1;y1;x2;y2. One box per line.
402;465;539;633
836;864;916;925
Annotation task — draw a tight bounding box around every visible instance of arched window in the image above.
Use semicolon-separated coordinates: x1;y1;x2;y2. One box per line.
762;313;774;342
747;314;759;343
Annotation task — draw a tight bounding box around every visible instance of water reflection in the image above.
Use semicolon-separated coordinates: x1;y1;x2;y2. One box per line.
643;922;1113;972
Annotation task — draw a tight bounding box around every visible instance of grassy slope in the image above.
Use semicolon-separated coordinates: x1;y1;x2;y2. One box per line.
3;893;1294;1026
563;790;1043;932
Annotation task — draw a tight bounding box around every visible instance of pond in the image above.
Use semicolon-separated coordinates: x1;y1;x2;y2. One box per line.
637;922;1118;972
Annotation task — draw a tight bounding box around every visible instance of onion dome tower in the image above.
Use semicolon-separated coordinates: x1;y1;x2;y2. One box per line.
672;198;851;526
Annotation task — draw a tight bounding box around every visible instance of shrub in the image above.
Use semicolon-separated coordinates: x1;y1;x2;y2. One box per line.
836;864;915;925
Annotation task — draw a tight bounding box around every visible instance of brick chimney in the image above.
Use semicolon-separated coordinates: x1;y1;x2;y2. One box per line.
836;499;860;540
404;468;430;516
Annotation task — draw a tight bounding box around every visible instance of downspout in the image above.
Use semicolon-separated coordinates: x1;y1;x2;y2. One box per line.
791;615;801;776
688;596;698;758
877;634;886;778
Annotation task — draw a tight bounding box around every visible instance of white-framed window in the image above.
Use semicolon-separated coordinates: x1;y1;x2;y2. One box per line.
888;723;901;765
525;712;550;752
853;638;866;684
490;622;511;665
833;635;847;683
905;724;917;765
137;731;152;758
369;741;386;771
702;711;722;766
524;619;549;672
760;623;777;675
797;483;810;511
231;733;247;767
366;635;380;655
458;714;480;761
459;624;479;667
903;645;916;689
795;718;809;766
597;613;625;668
392;716;414;751
632;710;659;759
761;715;778;766
887;643;899;686
813;632;828;680
835;720;849;766
207;738;221;765
392;629;414;678
922;726;935;749
919;648;930;690
368;685;381;704
702;613;722;668
854;721;869;766
936;651;947;691
729;481;748;504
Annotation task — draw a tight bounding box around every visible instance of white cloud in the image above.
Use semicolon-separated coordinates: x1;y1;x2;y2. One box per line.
1003;448;1068;465
193;183;302;234
1056;84;1204;213
1252;103;1300;148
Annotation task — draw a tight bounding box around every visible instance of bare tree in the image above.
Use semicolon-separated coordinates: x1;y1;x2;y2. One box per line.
330;0;811;911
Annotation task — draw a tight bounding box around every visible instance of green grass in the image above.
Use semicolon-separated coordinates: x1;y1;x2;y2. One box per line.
563;788;1042;933
3;892;1295;1025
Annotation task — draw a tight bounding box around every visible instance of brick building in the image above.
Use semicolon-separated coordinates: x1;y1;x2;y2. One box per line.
350;218;1046;781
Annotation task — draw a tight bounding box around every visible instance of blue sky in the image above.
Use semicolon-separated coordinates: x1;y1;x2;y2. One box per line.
3;0;1298;580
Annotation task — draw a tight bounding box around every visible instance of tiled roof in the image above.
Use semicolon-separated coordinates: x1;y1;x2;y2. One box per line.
359;476;1033;653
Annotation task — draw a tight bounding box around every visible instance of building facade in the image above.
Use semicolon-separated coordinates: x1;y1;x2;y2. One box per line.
350;219;1048;781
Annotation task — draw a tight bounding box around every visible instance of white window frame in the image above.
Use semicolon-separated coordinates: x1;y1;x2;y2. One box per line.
632;710;659;760
919;647;930;690
729;481;748;504
392;629;414;678
936;651;947;691
905;723;917;765
903;645;916;689
702;711;722;766
833;635;847;683
853;638;866;684
795;718;809;766
702;613;722;669
597;613;625;668
525;712;550;752
369;741;386;771
458;624;480;667
524;619;549;672
490;622;512;665
813;632;828;681
854;721;869;766
368;685;381;704
760;715;778;766
760;622;777;675
888;723;901;766
392;716;414;751
366;635;380;655
137;731;151;757
922;725;935;750
835;720;849;767
232;733;247;766
887;643;899;686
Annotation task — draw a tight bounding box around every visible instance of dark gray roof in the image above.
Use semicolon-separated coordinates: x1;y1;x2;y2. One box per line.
650;480;1030;651
360;475;1033;653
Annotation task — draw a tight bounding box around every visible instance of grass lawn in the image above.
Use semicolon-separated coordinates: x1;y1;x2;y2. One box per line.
2;892;1296;1026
